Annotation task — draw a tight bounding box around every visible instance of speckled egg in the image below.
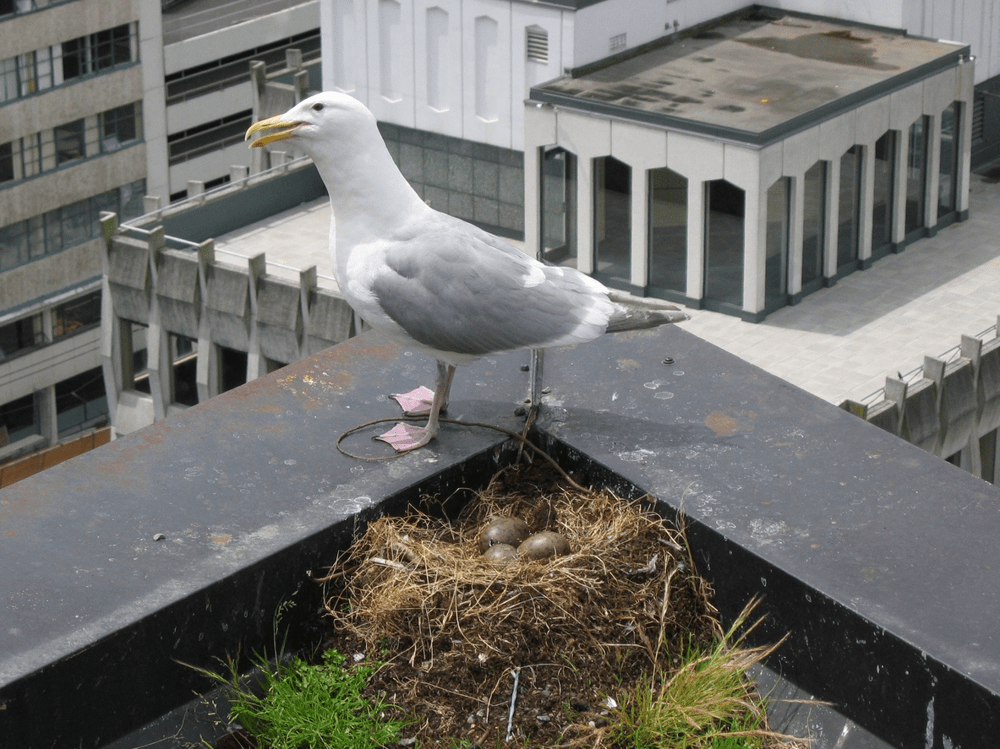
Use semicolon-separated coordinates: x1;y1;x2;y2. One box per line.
478;517;530;552
483;543;519;565
517;531;571;560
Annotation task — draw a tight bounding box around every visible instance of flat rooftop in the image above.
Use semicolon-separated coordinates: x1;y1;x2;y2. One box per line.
162;0;314;46
532;8;968;145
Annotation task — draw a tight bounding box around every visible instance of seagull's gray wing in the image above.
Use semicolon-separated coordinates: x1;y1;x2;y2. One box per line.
371;217;611;358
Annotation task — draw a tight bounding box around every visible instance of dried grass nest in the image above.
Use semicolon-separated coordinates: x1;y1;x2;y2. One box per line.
315;465;807;748
320;465;718;673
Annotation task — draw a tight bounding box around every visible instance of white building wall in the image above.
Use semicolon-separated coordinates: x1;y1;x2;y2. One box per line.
321;0;564;150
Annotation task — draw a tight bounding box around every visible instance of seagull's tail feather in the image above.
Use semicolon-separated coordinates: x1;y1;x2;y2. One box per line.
605;291;690;332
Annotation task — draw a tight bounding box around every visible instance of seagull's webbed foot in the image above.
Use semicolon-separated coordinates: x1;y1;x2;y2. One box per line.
378;362;456;453
389;361;453;416
376;422;437;451
389;386;436;416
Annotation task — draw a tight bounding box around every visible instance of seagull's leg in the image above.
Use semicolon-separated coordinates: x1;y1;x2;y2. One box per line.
377;364;456;452
390;360;452;416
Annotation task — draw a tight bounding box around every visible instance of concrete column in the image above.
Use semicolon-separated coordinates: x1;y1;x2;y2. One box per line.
925;112;942;229
956;60;975;216
522;145;541;260
787;175;804;298
744;185;764;317
246;254;267;381
577;155;594;275
685;180;704;303
37;385;57;448
824;156;840;282
195;240;216;404
858;144;874;263
891;129;907;247
630;165;648;290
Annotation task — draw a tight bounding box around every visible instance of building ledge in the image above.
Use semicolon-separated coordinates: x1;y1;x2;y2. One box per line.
2;327;1000;748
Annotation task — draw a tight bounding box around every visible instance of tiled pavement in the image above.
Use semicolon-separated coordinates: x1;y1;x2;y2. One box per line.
214;172;1000;407
678;172;1000;405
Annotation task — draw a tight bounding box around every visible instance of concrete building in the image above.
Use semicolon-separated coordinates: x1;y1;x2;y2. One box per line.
0;0;161;463
156;0;320;203
0;0;321;470
523;9;975;321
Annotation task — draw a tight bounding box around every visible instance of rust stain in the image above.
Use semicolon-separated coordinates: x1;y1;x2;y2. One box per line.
256;405;284;413
211;534;232;546
705;411;756;436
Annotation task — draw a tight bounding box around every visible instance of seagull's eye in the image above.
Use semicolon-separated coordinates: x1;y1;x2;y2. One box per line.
311;102;325;112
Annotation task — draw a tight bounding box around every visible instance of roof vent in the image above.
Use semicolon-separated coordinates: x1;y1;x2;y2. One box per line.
526;25;548;64
609;32;626;53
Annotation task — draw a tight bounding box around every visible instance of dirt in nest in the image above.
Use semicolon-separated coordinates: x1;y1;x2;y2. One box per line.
215;461;800;749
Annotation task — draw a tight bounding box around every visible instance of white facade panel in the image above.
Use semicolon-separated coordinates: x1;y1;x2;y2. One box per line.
166;83;253;135
462;0;513;148
414;0;464;138
366;0;417;127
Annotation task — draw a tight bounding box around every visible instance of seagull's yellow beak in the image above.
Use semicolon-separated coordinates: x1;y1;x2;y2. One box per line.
245;115;301;148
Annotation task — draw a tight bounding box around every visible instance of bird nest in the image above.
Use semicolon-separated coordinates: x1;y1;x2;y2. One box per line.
322;465;709;669
311;463;804;747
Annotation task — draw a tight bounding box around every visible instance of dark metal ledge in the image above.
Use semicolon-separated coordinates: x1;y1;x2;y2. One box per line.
2;327;999;749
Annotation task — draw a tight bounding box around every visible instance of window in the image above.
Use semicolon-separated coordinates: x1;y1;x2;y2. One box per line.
648;166;687;294
0;393;39;445
0;56;17;102
0;221;28;270
167;110;252;164
101;103;139;152
61;199;91;246
0;179;146;269
905;116;929;238
54;290;101;340
0;142;12;183
170;334;199;407
219;345;248;393
55;367;108;438
837;145;862;271
0;313;44;359
540;147;577;267
704;179;745;309
55;118;85;164
938;102;960;219
594;156;631;284
62;23;132;82
871;130;896;256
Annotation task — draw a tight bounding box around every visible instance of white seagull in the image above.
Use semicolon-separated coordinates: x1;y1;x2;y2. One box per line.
246;92;688;452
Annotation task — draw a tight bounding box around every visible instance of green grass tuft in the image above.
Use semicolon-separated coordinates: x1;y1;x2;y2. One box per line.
609;600;791;749
200;649;408;749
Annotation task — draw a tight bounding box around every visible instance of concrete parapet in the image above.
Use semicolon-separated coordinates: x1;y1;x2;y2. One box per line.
101;217;353;436
842;319;1000;484
256;274;303;365
107;232;154;324
925;355;976;459
155;250;201;338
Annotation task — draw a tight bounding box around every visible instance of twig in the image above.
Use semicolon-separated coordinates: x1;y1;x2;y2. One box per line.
505;667;521;743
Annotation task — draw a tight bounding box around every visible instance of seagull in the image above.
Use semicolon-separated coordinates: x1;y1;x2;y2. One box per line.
246;92;689;452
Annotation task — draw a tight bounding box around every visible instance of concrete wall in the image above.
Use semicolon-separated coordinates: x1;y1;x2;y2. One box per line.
843;320;1000;485
322;0;567;151
100;216;354;436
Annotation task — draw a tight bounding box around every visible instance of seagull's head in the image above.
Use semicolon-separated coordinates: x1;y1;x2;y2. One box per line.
244;91;376;151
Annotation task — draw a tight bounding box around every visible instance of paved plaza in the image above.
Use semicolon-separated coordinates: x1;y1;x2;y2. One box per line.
213;169;1000;408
